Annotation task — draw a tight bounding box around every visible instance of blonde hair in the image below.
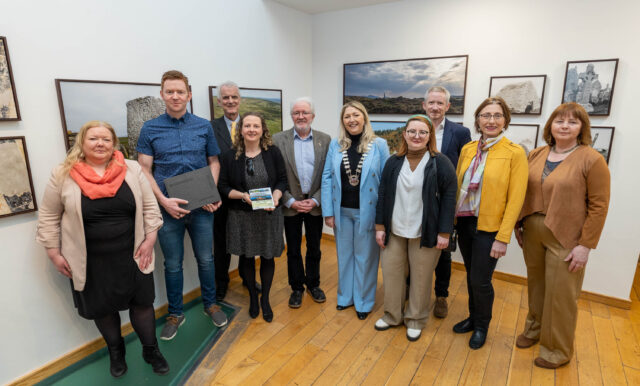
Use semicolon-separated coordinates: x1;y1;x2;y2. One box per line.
60;120;121;176
233;112;273;159
338;101;376;153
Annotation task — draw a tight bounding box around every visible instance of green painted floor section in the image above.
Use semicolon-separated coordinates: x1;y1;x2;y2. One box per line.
37;298;237;386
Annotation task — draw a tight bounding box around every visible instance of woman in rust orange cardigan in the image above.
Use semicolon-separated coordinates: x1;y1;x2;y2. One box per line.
515;102;610;369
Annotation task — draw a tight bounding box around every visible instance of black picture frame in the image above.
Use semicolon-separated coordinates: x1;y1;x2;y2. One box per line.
562;58;619;116
0;36;21;121
590;126;615;163
209;86;283;133
0;136;37;218
489;75;546;115
506;124;540;155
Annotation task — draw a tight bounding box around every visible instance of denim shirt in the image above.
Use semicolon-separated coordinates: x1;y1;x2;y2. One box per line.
136;112;220;195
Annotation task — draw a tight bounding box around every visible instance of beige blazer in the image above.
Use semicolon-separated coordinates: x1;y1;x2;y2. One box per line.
36;160;163;291
272;128;331;217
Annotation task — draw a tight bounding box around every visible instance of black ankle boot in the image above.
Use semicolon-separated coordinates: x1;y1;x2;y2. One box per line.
142;341;170;375
260;295;273;323
107;338;127;378
249;288;260;319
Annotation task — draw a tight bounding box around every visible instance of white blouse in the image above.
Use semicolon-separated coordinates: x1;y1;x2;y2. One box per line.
391;153;430;238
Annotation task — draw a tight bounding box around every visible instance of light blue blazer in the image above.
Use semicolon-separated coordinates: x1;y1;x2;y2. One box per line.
321;137;390;233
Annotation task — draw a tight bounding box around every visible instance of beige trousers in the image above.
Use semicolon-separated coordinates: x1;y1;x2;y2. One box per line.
521;214;586;365
381;233;441;329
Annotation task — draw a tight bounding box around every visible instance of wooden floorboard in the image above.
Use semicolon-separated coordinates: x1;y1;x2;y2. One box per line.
187;242;640;385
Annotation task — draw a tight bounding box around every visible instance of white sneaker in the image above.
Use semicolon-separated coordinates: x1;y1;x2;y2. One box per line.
406;328;422;341
374;318;391;331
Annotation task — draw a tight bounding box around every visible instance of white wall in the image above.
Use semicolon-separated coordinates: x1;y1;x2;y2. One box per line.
312;0;639;299
0;0;311;383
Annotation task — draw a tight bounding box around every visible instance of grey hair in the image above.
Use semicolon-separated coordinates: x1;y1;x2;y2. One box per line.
217;81;240;99
290;97;315;115
425;86;451;104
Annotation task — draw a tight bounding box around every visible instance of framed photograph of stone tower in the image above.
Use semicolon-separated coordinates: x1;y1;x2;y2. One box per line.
55;79;193;159
562;58;619;116
489;75;546;115
0;36;21;121
0;136;37;218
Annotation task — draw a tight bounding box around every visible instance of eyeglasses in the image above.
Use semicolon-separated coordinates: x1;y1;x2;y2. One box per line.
292;111;312;117
406;129;429;138
478;113;504;121
246;158;254;176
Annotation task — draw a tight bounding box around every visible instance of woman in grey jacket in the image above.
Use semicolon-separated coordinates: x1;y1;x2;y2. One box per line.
374;115;457;341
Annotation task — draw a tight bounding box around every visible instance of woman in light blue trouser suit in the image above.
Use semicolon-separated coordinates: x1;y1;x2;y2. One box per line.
321;101;390;320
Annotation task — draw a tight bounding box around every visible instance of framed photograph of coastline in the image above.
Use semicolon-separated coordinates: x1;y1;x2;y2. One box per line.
0;137;37;218
562;59;619;116
343;55;468;115
209;86;283;134
371;120;405;154
0;36;21;121
506;124;539;155
55;79;194;159
489;75;546;115
590;126;614;163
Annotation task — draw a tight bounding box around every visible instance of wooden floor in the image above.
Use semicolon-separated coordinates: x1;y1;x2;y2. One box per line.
187;241;640;385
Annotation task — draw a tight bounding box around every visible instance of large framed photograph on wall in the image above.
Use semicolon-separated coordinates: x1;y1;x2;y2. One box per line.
0;136;37;218
0;36;21;121
343;55;468;115
55;79;193;159
489;75;546;115
562;58;618;116
506;124;539;155
209;86;283;134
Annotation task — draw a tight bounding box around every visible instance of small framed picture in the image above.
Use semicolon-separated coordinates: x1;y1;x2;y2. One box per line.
562;59;619;116
590;126;614;163
0;36;21;121
371;120;405;154
506;124;539;155
489;75;546;115
0;137;37;218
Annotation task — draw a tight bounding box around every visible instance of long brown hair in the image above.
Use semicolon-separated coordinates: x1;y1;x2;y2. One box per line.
233;112;273;159
542;102;592;146
60;120;121;176
396;115;438;157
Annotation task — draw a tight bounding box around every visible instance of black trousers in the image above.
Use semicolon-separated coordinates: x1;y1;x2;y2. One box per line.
457;216;498;331
434;250;452;297
283;213;323;291
213;204;245;288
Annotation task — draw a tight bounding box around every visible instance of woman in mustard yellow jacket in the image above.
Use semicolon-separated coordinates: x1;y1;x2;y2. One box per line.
452;97;528;349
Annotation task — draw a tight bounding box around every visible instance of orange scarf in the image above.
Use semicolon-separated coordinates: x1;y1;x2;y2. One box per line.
70;151;127;199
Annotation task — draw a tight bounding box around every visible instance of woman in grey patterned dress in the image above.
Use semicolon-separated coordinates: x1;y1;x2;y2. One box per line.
218;112;288;322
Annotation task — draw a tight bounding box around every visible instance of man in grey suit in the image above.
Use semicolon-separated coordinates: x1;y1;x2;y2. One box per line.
273;97;331;309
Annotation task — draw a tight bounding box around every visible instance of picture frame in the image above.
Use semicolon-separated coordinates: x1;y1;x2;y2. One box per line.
0;136;37;218
371;120;405;154
209;86;283;134
55;79;194;159
590;126;614;163
343;55;468;115
489;75;546;115
0;36;21;121
562;58;619;116
506;124;540;155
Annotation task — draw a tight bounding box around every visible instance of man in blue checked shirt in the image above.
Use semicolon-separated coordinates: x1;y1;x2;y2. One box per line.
137;70;227;340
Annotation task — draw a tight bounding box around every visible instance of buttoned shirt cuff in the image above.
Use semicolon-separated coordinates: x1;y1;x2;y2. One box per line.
311;198;319;207
285;197;296;208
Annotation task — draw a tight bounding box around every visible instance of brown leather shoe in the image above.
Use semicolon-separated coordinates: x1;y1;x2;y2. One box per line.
433;297;448;318
534;357;567;369
516;334;538;348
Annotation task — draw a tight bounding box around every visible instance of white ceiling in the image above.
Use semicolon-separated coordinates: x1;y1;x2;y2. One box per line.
270;0;402;14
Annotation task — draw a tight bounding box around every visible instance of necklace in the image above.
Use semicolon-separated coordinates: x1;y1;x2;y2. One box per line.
342;142;372;186
551;144;579;154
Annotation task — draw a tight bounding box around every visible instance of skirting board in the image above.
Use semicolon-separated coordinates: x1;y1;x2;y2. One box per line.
322;233;632;310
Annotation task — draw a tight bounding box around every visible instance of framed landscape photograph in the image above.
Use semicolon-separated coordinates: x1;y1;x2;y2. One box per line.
209;86;283;134
371;121;405;154
0;36;21;121
55;79;193;159
590;126;614;163
489;75;546;115
344;55;468;115
562;58;618;116
506;124;539;155
0;137;37;218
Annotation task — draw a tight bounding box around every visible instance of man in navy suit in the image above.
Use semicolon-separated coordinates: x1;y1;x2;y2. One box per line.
423;86;471;318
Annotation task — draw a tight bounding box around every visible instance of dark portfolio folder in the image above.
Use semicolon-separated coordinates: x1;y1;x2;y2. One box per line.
164;166;221;210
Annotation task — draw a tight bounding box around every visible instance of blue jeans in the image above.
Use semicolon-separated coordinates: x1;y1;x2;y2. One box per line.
158;208;216;315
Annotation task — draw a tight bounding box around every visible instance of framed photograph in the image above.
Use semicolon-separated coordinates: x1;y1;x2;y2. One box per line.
590;126;614;163
506;124;539;155
0;36;21;121
344;55;468;115
55;79;193;159
0;137;37;218
562;59;618;116
209;86;283;134
489;75;546;115
371;120;405;154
